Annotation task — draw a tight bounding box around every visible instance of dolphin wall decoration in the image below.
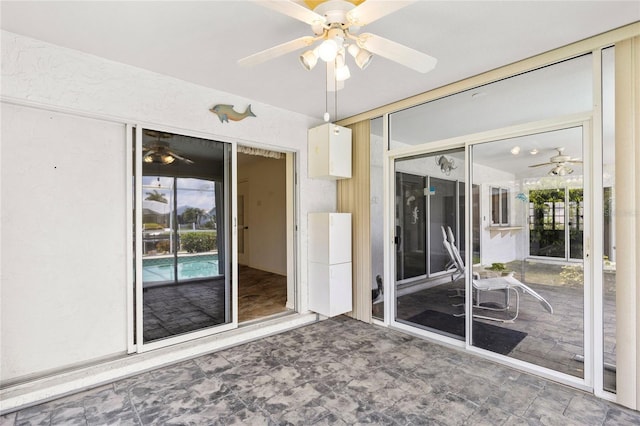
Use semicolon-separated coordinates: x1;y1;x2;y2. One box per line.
209;104;256;123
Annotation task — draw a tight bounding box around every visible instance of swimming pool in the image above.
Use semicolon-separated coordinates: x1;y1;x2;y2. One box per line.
143;254;219;283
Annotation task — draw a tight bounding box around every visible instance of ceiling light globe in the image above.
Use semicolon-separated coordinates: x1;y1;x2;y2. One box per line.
318;39;338;62
355;49;373;69
336;64;351;81
347;43;360;57
299;50;318;71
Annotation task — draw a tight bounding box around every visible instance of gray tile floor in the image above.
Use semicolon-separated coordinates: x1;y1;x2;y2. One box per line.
2;316;638;425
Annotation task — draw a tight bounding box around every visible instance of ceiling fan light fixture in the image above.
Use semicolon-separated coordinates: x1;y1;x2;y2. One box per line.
299;49;318;70
334;52;350;81
548;165;573;176
143;150;176;165
347;42;373;70
355;48;373;69
162;154;176;165
318;38;339;62
336;63;351;81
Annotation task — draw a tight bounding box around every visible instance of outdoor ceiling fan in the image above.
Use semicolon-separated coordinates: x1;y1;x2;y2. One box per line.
528;147;582;176
143;131;194;165
238;0;437;82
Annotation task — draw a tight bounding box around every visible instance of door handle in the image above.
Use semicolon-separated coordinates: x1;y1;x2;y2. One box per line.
243;226;249;230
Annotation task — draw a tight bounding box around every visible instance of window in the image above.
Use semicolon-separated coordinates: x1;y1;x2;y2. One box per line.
491;187;509;226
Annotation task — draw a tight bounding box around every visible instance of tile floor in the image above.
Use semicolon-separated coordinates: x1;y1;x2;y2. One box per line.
143;266;288;342
2;316;638;425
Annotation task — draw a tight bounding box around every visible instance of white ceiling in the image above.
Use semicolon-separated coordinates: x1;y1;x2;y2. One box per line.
1;1;638;121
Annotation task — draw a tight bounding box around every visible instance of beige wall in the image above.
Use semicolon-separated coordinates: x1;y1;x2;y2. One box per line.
238;154;287;275
615;35;640;410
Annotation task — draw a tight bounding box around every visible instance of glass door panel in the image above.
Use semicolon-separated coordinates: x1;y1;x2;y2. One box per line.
395;172;426;281
429;177;457;275
139;130;232;345
529;189;567;258
394;150;465;340
568;189;584;260
470;126;585;379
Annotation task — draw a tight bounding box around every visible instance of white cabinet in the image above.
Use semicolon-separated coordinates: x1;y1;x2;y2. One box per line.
308;123;352;180
308;213;352;317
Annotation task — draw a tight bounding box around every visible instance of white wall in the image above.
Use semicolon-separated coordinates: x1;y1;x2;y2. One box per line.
473;164;520;264
238;155;287;275
1;104;129;384
1;31;335;383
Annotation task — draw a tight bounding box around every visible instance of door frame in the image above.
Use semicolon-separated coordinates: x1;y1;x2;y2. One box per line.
384;113;596;393
237;179;250;266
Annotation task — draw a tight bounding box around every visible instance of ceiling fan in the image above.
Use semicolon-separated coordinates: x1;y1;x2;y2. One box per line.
143;131;194;165
528;147;582;176
238;0;437;82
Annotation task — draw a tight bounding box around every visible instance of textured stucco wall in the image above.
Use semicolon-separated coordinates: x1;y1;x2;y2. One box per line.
1;30;336;381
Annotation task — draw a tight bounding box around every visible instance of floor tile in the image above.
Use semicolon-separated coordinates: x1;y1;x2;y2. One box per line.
4;316;640;426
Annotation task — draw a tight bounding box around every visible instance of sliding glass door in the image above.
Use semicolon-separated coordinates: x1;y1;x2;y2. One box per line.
389;122;589;381
135;128;235;349
394;149;467;340
469;124;587;379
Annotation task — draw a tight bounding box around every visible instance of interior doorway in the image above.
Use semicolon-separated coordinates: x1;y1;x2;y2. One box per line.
237;148;292;322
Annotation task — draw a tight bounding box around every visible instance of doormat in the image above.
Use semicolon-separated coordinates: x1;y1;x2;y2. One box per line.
407;309;527;355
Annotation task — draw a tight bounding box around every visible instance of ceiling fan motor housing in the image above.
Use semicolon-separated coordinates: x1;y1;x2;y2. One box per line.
314;0;355;28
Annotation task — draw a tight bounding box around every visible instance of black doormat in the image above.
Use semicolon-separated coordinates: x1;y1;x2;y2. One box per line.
407;309;527;355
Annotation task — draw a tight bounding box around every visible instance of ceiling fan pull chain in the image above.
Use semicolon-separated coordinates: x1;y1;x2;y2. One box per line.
334;59;338;122
324;62;330;122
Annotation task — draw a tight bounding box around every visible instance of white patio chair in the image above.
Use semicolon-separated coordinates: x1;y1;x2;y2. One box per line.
442;226;553;323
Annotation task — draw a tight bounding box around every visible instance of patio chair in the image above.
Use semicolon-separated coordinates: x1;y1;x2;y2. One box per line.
442;226;553;323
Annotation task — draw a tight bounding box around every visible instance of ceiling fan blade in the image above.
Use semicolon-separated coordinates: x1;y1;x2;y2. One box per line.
358;33;437;73
170;151;194;164
238;36;316;67
254;0;326;26
529;162;555;168
347;0;416;26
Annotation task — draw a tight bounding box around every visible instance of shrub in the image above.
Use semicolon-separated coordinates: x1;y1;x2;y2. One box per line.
486;262;506;272
143;223;164;230
181;232;216;253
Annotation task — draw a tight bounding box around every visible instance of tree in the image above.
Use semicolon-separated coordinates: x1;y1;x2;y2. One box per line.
145;189;168;204
182;207;206;226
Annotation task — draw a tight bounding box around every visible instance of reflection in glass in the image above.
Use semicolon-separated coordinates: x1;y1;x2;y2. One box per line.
429;177;457;274
396;172;427;281
371;117;385;320
139;130;230;343
471;127;584;378
394;149;466;340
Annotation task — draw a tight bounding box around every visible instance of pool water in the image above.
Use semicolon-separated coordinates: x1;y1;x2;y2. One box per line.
143;254;219;283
